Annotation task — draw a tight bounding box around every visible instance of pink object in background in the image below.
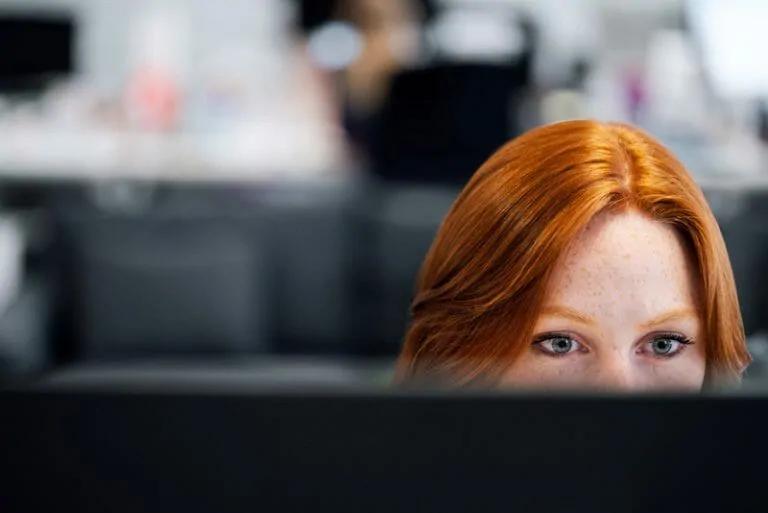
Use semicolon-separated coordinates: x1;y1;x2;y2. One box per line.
125;67;180;131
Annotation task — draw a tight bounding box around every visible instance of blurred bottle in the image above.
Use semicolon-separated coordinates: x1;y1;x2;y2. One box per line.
124;5;189;132
125;67;180;132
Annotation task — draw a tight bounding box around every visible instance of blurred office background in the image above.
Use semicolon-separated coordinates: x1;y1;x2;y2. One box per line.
1;0;768;389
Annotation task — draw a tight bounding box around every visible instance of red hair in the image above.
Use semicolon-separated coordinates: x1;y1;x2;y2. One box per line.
395;120;750;387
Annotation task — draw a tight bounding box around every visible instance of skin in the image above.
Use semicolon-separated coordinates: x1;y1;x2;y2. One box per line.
501;208;706;392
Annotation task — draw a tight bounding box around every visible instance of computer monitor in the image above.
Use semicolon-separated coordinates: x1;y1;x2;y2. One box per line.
0;12;75;92
1;380;764;513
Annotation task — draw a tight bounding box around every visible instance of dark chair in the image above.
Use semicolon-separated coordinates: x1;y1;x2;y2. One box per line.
357;183;459;352
51;188;268;361
370;63;529;184
237;183;356;354
716;189;768;336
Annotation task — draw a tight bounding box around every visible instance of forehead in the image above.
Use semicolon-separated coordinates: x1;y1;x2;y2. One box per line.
545;209;699;316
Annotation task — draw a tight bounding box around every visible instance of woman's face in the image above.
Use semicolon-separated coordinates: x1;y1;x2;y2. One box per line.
501;209;706;392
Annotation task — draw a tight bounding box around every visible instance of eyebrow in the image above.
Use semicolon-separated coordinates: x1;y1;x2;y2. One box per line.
638;308;698;329
539;305;596;326
540;305;698;329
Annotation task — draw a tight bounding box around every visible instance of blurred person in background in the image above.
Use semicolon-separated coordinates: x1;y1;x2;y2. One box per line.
297;0;426;159
395;119;751;391
338;0;423;124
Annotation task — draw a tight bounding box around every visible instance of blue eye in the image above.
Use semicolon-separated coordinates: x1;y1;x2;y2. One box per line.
534;335;583;356
651;338;676;355
646;334;693;358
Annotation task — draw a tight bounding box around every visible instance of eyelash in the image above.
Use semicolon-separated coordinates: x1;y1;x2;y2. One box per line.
532;332;585;358
643;332;695;359
532;332;695;359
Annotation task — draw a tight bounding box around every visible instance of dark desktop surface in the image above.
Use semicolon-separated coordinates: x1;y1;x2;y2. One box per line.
2;382;767;513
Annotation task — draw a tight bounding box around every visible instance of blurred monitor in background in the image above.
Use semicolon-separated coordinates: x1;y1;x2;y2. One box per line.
368;2;535;184
0;12;74;93
370;62;529;184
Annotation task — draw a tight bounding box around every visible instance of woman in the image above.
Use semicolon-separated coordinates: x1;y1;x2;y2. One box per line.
395;120;750;391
